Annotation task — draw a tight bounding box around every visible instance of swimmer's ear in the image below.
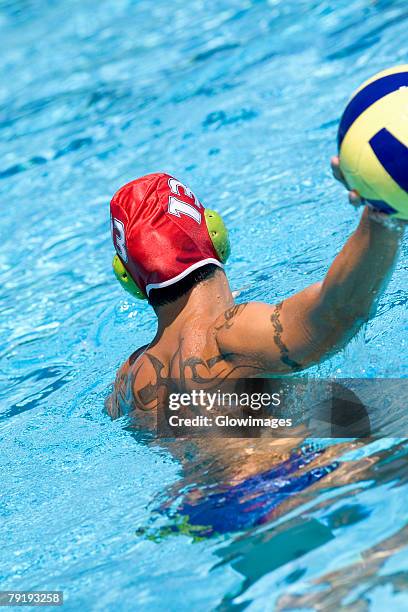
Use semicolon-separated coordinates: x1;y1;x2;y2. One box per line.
112;255;146;300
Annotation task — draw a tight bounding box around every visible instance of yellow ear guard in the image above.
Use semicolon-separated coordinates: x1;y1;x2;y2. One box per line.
204;209;230;263
112;255;146;300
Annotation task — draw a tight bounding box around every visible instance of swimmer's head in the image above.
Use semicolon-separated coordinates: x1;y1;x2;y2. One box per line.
110;173;230;304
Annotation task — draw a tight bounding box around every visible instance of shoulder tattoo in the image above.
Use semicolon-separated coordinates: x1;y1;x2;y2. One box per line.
215;303;248;331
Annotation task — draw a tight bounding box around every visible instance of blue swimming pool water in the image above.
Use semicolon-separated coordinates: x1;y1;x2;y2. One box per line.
0;0;407;609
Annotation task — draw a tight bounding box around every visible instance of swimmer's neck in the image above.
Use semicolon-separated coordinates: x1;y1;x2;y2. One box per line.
152;268;234;335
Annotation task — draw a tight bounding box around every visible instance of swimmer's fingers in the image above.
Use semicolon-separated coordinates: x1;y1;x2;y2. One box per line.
331;156;363;208
331;156;347;186
348;190;362;208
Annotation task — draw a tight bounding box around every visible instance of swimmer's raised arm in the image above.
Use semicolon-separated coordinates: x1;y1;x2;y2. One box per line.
215;158;405;372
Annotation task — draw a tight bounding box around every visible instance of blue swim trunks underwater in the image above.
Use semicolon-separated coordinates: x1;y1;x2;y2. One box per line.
142;446;339;540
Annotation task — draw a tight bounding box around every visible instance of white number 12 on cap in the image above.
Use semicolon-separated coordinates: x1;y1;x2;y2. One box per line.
167;178;202;224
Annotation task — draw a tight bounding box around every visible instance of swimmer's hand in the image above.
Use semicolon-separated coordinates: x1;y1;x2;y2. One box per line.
331;156;407;226
330;156;362;208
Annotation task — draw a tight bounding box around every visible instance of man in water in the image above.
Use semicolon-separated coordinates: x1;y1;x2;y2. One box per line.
105;159;405;535
106;157;404;420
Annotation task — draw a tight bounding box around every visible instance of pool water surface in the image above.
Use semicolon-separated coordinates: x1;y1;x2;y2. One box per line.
0;0;407;609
